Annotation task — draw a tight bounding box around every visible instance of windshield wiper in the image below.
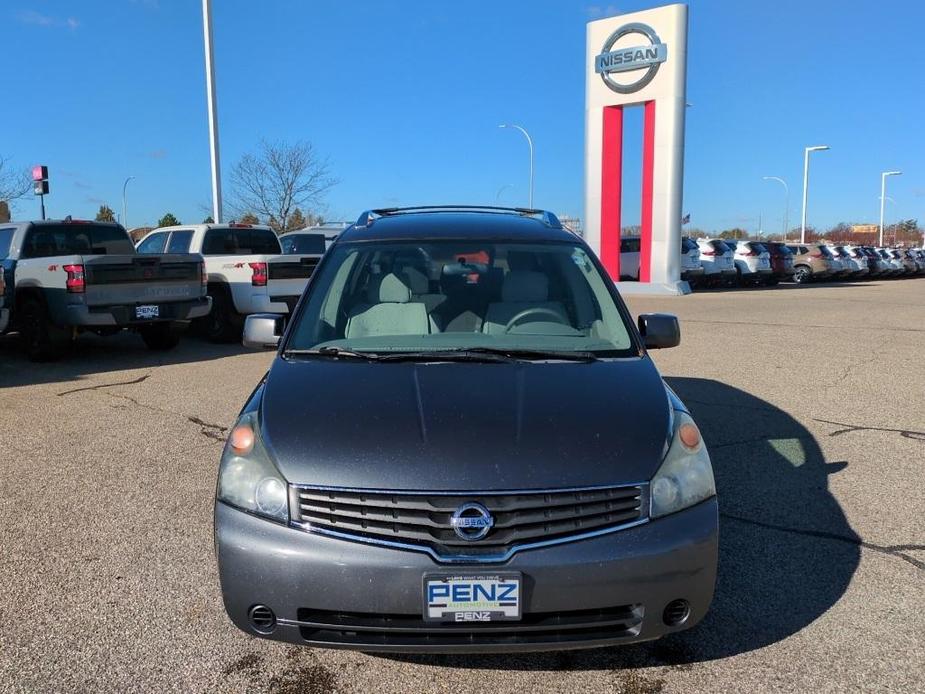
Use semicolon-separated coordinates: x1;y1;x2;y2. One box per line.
374;350;515;363
459;347;599;362
282;346;382;360
283;346;599;363
377;347;598;363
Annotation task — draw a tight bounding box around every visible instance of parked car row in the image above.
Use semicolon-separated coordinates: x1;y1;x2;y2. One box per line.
621;235;925;288
785;242;925;283
0;218;325;360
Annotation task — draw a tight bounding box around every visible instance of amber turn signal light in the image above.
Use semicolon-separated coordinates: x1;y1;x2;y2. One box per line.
679;422;701;449
230;424;255;455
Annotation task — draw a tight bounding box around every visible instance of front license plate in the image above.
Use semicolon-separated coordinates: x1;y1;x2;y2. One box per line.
423;573;521;622
135;305;159;320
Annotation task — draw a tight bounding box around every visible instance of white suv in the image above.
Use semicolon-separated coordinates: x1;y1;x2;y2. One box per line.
695;239;737;286
723;239;773;285
618;235;704;284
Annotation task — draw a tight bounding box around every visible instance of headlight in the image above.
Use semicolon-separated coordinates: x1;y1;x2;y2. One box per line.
217;410;289;523
650;411;716;519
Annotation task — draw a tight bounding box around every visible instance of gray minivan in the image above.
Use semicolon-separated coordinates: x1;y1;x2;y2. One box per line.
214;206;718;652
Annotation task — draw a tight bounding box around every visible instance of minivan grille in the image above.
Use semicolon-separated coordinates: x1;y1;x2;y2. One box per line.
291;484;647;559
294;603;643;648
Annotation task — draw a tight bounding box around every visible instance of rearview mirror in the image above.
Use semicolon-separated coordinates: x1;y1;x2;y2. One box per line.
242;314;283;350
638;313;680;349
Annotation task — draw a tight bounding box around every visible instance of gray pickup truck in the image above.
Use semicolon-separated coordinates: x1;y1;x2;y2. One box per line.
0;219;211;360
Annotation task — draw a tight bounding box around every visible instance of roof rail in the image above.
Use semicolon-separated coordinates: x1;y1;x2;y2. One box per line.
354;205;563;229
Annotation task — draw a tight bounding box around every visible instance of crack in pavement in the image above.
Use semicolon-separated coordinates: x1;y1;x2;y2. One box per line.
60;375;229;445
187;416;228;441
721;512;925;571
814;418;925;442
56;374;150;396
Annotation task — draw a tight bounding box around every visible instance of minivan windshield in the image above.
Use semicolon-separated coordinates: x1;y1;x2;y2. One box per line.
286;240;636;357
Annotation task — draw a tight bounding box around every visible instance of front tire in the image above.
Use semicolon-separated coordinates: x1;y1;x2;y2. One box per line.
139;322;182;351
793;265;812;284
19;297;69;362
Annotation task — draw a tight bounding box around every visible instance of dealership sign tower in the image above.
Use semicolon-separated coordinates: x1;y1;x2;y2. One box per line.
585;3;689;294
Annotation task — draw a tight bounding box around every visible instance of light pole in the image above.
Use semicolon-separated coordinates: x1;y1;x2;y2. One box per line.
879;171;901;246
762;176;789;240
800;145;829;243
498;124;533;208
122;176;135;230
202;0;223;223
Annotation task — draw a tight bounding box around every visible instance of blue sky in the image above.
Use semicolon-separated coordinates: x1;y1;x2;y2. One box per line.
5;0;925;233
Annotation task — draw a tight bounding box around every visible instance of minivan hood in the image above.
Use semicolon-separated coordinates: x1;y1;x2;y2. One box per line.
259;357;672;491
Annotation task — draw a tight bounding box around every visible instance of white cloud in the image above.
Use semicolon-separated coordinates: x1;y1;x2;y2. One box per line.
16;9;81;30
17;10;55;26
586;4;621;19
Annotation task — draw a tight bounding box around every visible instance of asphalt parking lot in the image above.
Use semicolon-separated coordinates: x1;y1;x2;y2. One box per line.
1;280;923;694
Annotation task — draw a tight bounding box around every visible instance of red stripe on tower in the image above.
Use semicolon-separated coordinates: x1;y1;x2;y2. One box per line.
639;100;656;283
600;106;624;280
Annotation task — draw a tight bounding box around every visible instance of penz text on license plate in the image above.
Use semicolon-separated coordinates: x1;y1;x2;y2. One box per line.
424;573;521;622
135;305;159;320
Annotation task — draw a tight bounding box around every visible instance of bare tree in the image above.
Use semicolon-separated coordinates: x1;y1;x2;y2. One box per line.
230;139;337;233
0;155;31;207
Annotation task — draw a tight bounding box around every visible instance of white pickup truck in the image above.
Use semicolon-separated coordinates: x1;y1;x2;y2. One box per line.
137;223;320;341
0;219;211;360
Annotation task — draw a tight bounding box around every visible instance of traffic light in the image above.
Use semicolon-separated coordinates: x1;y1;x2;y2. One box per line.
32;164;49;219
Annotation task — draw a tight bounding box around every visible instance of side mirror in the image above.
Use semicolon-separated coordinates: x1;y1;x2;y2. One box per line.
242;314;283;350
638;313;680;349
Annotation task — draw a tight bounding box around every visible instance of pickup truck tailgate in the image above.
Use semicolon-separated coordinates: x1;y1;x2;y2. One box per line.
83;254;203;306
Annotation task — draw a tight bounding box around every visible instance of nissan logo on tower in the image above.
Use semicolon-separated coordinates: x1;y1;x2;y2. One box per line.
594;22;668;94
586;4;689;294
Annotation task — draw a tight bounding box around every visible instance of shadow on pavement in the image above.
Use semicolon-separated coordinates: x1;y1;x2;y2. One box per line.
0;329;248;389
383;377;859;670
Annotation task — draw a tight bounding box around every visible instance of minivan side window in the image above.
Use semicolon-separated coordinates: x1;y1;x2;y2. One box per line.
166;230;193;254
137;232;168;254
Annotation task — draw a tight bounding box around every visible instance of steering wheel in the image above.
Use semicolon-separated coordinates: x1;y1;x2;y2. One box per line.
504;307;567;333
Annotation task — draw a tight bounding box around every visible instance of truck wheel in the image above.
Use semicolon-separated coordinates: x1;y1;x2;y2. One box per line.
202;289;239;343
19;297;69;362
139;322;181;351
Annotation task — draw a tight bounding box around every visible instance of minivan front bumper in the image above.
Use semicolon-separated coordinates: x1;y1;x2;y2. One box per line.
214;497;718;653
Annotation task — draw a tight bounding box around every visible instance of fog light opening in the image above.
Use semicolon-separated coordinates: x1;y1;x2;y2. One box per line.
663;599;690;627
248;604;277;634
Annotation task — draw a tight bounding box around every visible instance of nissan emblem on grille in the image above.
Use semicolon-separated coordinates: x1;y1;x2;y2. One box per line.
449;502;494;541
